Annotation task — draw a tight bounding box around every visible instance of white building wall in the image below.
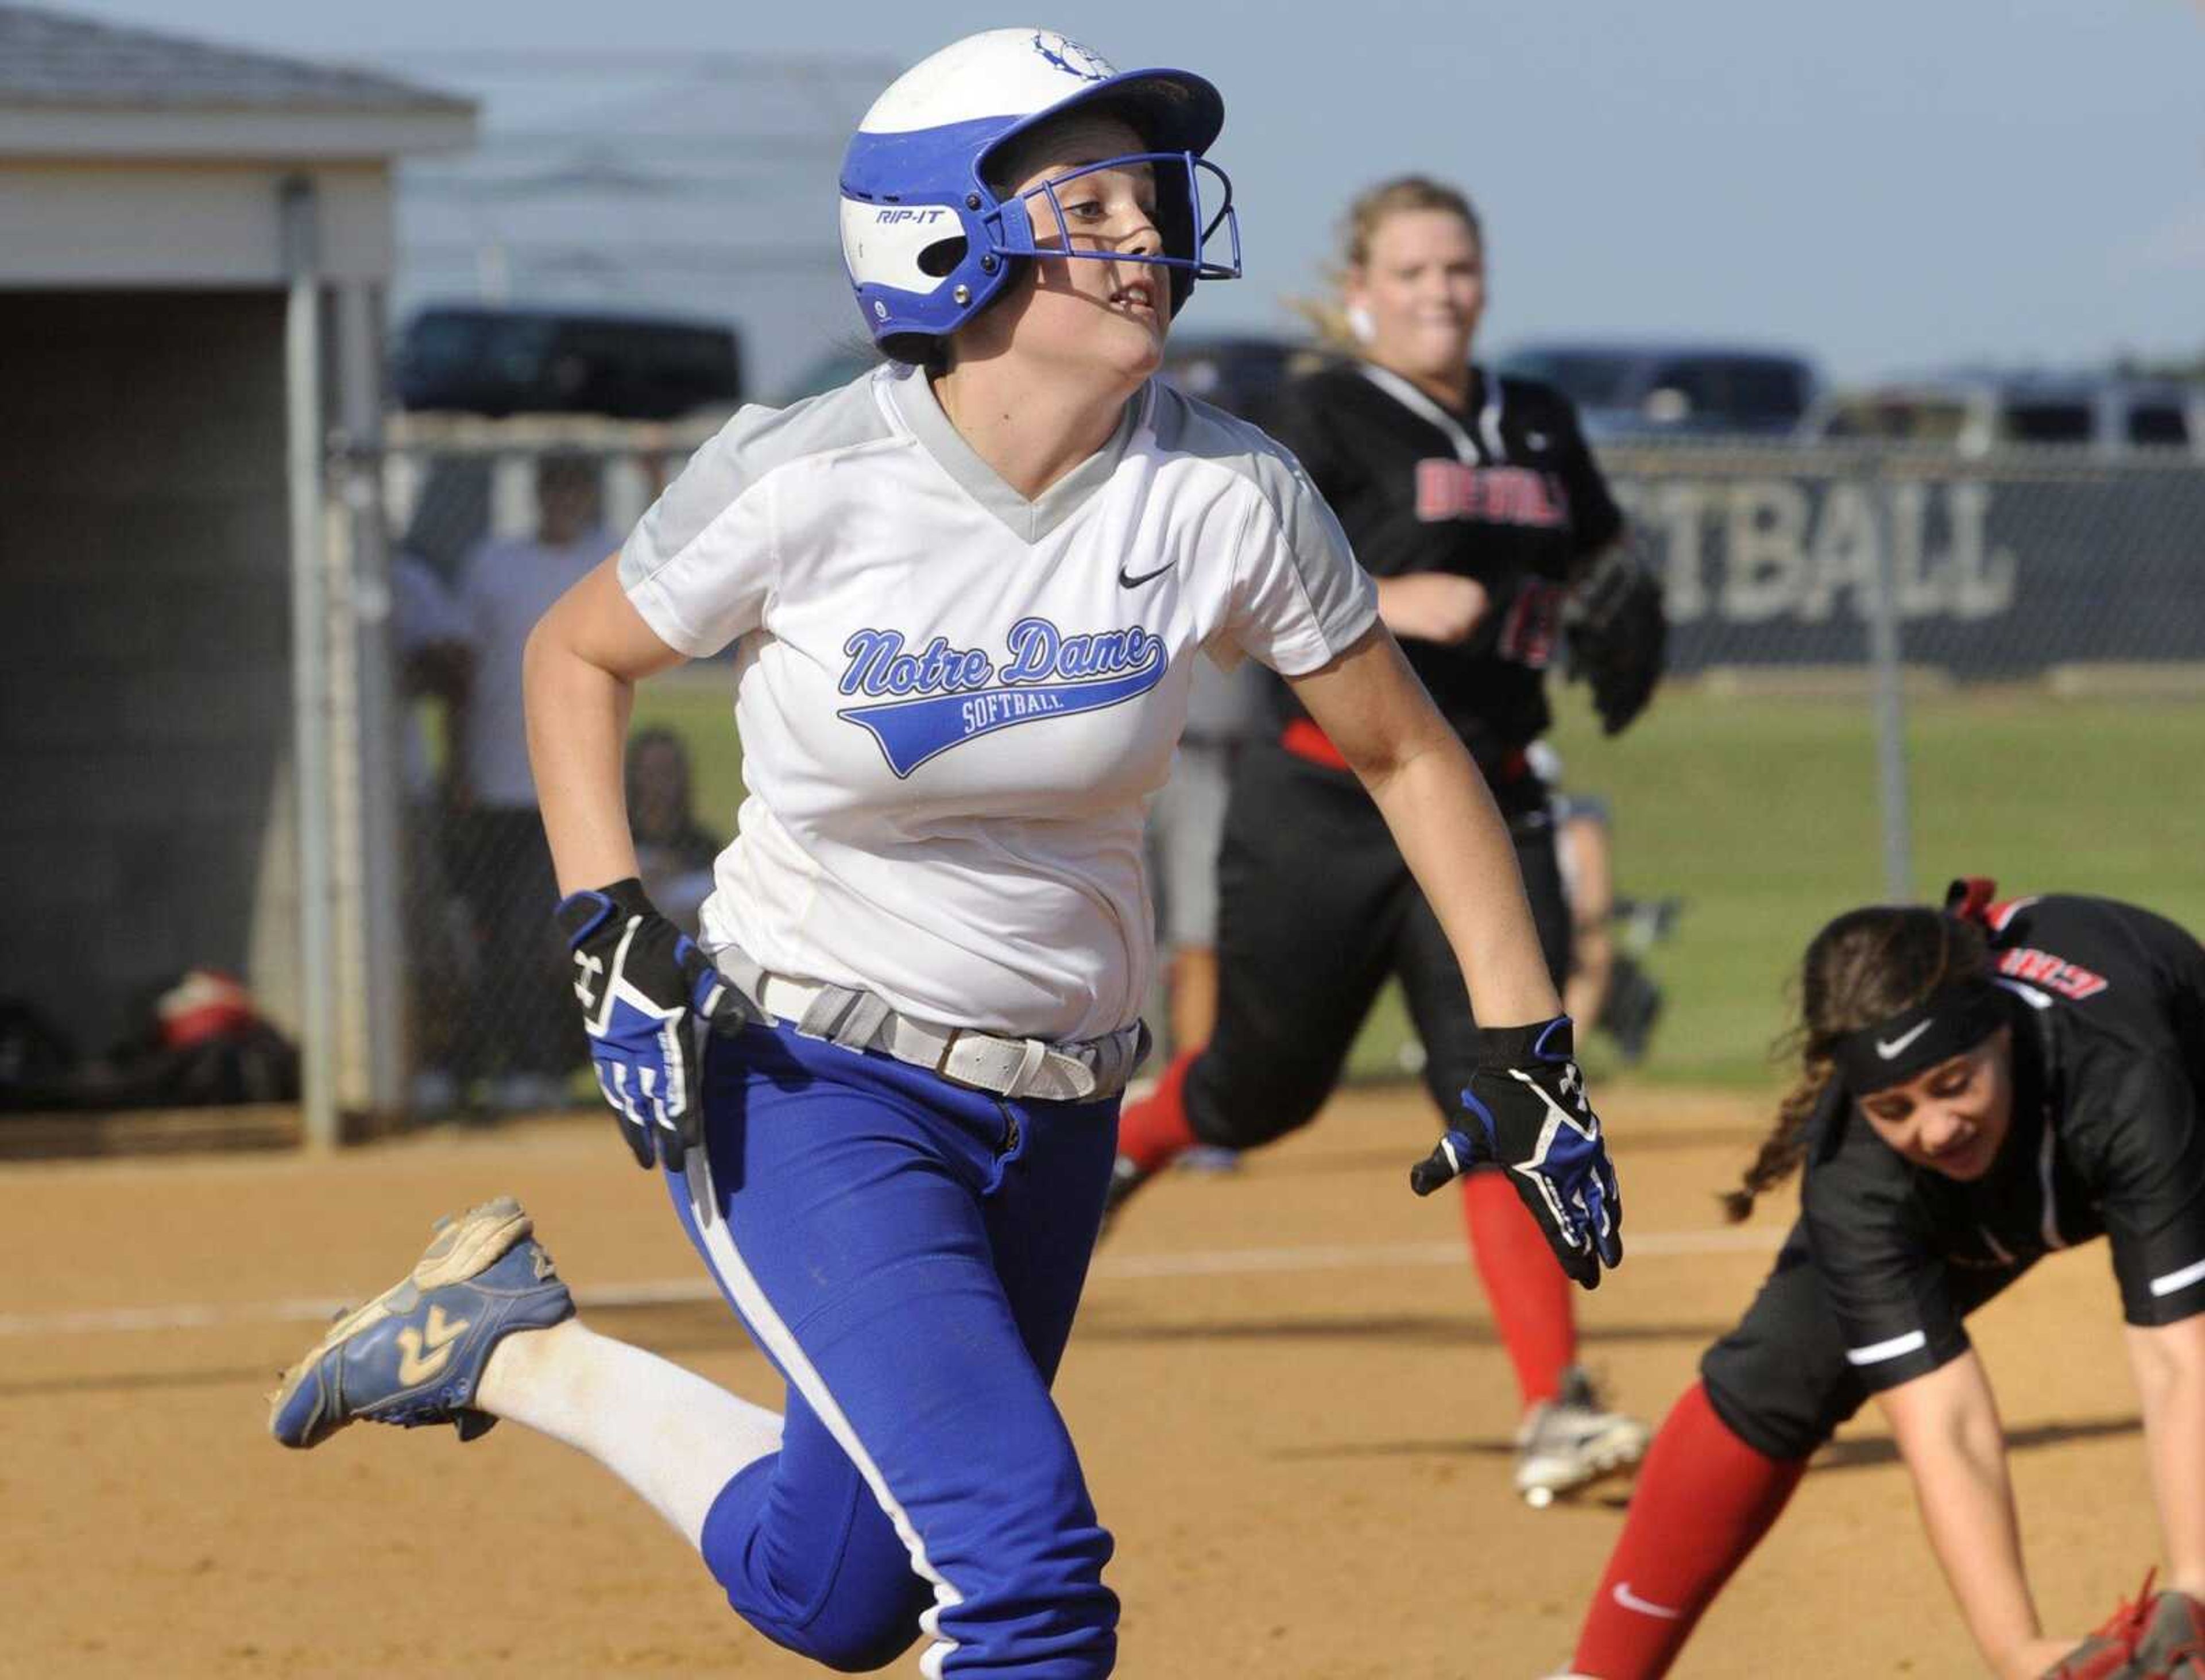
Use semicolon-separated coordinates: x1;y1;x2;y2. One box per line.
0;160;394;287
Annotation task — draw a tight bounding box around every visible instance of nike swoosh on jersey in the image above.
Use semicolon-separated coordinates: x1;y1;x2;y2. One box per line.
1877;1019;1935;1059
1116;561;1174;587
1612;1582;1681;1620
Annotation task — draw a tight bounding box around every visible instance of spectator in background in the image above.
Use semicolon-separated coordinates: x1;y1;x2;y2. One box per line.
1527;740;1673;1067
1145;658;1260;1059
1552;780;1674;1064
393;549;472;796
625;726;721;938
1554;791;1617;1025
1137;658;1260;1179
448;451;614;1110
1144;347;1281;1069
1523;738;1622;1038
390;550;474;1112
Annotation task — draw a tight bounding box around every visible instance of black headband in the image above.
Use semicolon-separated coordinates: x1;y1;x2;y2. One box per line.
1831;978;2008;1094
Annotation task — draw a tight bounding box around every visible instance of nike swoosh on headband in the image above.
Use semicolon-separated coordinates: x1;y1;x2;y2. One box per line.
1876;1019;1936;1060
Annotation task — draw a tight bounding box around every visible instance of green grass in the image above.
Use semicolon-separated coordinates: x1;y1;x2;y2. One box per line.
632;668;2205;1091
632;674;745;829
1543;682;2205;1087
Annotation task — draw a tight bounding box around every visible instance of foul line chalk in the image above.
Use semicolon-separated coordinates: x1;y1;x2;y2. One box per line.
0;1225;1782;1339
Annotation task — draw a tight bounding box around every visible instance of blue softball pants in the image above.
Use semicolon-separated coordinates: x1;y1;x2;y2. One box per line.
664;1020;1121;1677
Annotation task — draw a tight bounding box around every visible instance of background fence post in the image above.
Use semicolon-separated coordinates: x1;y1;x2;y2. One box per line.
283;175;339;1151
337;285;408;1117
1864;448;1914;901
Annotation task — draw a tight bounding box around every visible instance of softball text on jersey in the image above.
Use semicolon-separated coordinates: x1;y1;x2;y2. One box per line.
837;619;1167;777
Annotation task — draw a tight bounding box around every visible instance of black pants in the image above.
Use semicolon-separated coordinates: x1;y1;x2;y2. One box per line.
444;806;585;1082
1700;1222;2029;1461
1185;738;1572;1150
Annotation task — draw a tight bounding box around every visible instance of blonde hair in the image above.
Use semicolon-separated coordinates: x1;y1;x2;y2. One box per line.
1290;175;1484;350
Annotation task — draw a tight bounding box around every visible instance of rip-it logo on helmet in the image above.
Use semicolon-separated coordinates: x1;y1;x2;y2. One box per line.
838;26;1241;351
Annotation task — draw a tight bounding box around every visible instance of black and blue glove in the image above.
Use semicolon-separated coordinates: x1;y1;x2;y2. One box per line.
1409;1016;1623;1290
553;877;751;1171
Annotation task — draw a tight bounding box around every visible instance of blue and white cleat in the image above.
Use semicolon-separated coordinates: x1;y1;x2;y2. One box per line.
268;1195;574;1449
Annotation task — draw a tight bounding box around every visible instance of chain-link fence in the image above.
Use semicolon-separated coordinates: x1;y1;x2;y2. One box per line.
335;417;716;1116
1603;441;2205;676
316;423;2205;1119
1601;440;2205;907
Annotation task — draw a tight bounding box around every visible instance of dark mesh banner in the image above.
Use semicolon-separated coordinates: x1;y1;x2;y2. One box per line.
1602;443;2205;675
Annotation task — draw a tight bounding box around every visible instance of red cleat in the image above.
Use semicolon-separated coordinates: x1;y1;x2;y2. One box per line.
2039;1573;2163;1679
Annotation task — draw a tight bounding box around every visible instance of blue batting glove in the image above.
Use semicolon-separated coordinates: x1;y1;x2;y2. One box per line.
1409;1016;1624;1290
553;877;751;1171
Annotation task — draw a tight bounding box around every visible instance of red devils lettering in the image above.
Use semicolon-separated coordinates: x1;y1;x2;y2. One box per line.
1998;947;2109;1001
1414;460;1569;527
1496;580;1565;669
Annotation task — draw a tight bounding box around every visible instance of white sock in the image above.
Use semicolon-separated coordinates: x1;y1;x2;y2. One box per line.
477;1318;783;1550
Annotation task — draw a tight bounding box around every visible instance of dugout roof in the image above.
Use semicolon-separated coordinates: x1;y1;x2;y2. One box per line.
0;7;478;1112
0;5;474;157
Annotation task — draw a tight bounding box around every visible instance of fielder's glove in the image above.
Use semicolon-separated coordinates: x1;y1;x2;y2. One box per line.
1409;1016;1623;1290
553;877;750;1171
1564;546;1667;736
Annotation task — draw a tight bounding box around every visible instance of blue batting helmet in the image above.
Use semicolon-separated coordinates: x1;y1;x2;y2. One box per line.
838;28;1241;355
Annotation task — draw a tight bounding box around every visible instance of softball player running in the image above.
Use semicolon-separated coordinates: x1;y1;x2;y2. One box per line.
1560;882;2205;1680
267;30;1623;1678
1111;175;1664;1507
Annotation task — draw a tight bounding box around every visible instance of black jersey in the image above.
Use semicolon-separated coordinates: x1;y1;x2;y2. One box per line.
1263;361;1624;770
1802;895;2205;1392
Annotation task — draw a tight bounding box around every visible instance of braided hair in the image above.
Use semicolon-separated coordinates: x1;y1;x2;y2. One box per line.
1722;906;1994;1222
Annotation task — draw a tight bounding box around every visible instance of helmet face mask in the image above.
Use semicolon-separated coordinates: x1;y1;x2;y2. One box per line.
838;29;1241;358
988;150;1241;308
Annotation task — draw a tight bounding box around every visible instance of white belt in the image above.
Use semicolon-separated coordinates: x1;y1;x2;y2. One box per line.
722;955;1146;1105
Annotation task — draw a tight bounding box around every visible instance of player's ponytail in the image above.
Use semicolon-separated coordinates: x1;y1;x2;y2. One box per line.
1289;175;1483;351
1721;906;1994;1222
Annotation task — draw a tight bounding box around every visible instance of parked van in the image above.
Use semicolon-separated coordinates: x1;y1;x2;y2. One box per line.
392;305;743;421
1494;340;1820;440
1801;374;2204;456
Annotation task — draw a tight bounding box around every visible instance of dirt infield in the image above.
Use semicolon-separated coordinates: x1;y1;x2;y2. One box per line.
0;1083;2156;1678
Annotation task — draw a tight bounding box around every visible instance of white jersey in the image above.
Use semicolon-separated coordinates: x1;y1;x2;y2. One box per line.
389;550;469;800
458;523;616;809
619;362;1376;1042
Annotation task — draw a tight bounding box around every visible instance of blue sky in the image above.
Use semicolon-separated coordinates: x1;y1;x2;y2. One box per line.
88;2;2205;393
